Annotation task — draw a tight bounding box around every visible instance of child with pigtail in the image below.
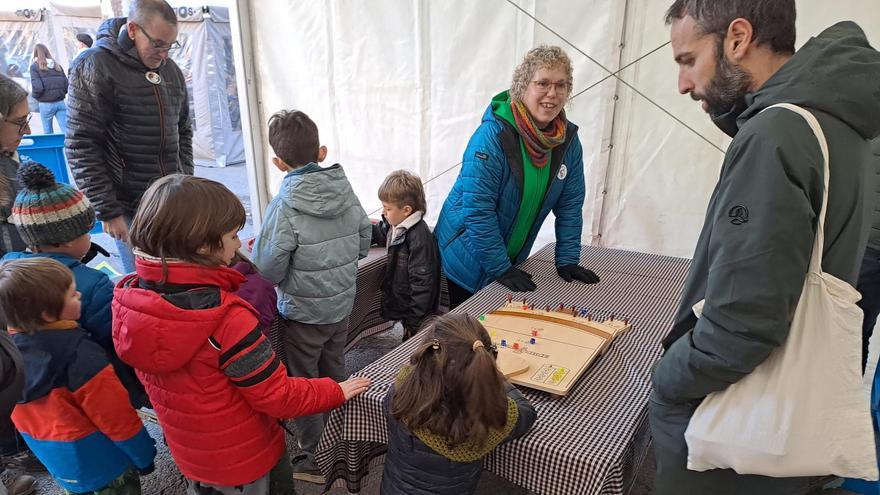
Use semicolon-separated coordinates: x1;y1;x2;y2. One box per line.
381;313;536;495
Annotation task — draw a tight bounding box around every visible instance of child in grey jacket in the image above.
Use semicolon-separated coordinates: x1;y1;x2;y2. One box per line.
252;109;371;483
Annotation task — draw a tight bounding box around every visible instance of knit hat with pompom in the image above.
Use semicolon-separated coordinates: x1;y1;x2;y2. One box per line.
9;162;95;246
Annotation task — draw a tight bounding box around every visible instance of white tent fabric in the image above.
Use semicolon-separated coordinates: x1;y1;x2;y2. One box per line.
172;5;245;167
237;1;879;258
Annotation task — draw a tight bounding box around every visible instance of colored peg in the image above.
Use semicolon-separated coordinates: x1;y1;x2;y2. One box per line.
531;329;538;337
512;342;520;350
500;339;507;347
530;337;537;345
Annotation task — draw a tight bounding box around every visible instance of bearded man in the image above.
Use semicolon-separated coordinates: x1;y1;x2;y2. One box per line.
650;1;880;493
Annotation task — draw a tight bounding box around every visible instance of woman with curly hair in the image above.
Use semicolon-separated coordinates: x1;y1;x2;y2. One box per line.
435;45;599;307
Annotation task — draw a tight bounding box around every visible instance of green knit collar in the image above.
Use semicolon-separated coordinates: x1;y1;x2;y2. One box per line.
395;366;519;462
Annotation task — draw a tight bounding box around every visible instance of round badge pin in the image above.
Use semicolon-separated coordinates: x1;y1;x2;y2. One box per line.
557;164;568;180
145;71;162;85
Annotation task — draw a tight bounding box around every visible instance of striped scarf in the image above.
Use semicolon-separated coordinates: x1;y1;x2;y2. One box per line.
510;100;567;168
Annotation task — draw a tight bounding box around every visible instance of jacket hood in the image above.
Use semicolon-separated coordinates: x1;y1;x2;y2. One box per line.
113;259;252;374
716;21;880;138
14;326;82;402
281;163;358;218
95;17;164;71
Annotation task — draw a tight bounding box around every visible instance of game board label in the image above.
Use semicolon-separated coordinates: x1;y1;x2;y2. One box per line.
533;364;570;385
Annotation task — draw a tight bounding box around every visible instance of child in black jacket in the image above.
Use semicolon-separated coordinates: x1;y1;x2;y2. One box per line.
372;170;440;341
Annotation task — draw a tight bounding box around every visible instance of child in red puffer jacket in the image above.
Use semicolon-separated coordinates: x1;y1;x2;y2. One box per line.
112;175;371;493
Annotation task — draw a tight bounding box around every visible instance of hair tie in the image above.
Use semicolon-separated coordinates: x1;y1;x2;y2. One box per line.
472;340;484;352
430;339;440;350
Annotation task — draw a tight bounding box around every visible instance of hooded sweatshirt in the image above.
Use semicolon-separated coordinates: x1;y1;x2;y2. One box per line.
112;258;345;485
252;163;372;324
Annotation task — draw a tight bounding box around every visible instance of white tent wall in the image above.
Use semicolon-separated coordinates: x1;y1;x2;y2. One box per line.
238;1;880;257
243;0;626;248
601;0;880;258
172;5;246;168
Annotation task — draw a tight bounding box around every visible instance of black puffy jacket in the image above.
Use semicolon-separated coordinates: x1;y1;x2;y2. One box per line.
372;216;440;331
29;63;68;103
380;382;536;495
65;17;193;221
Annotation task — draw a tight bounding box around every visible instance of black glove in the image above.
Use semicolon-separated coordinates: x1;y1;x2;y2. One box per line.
81;241;110;264
496;267;537;292
138;462;156;476
557;264;600;284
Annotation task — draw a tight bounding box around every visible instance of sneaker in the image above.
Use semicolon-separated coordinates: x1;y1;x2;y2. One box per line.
1;472;36;495
291;455;325;484
2;450;46;473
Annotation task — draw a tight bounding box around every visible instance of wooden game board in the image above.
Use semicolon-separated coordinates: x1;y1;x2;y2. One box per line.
482;301;632;396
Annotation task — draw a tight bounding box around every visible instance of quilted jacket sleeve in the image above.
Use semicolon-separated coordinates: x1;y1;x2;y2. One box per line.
252;198;297;285
65;52;122;221
29;65;44;99
460;123;513;280
552;132;586;267
176;66;194;175
403;224;440;329
79;269;114;355
215;311;345;418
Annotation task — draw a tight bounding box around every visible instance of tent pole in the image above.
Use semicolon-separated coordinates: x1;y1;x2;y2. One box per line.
594;0;631;247
229;0;269;229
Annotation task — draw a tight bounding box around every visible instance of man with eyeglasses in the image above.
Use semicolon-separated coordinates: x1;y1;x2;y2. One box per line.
66;0;192;273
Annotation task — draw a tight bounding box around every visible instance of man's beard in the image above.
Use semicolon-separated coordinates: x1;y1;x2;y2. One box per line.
692;46;753;116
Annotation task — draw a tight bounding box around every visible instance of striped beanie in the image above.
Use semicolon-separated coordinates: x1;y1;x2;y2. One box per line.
10;162;95;247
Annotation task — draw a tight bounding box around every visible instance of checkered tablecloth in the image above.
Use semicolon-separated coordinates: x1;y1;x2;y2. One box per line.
317;244;691;495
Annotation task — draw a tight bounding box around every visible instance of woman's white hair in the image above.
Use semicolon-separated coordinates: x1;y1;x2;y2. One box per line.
509;45;574;102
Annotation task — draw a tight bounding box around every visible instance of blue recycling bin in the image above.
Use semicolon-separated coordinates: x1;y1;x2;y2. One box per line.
17;133;102;234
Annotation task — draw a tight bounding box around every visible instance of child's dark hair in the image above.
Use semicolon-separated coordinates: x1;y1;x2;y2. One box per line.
378;169;427;214
391;313;508;448
268;109;320;167
0;258;73;333
130;174;245;266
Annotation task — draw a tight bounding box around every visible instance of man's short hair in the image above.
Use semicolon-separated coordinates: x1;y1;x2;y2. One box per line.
0;258;73;334
665;0;796;55
378;170;427;214
76;33;93;48
129;0;177;27
268;110;320;167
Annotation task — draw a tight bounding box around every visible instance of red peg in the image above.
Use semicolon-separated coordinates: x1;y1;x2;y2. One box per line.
522;305;528;310
545;304;551;312
624;318;629;325
512;342;520;350
587;314;592;321
559;303;565;311
507;294;513;303
531;329;538;337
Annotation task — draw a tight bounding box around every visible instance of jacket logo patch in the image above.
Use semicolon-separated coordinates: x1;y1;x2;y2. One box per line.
729;205;749;225
475;152;489;161
557;164;568;180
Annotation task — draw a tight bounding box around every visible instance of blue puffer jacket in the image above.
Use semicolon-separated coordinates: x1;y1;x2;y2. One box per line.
3;252;112;349
1;251;150;408
435;101;585;293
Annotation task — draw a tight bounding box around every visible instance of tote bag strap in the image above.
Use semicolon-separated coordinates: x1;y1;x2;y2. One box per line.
762;103;830;274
